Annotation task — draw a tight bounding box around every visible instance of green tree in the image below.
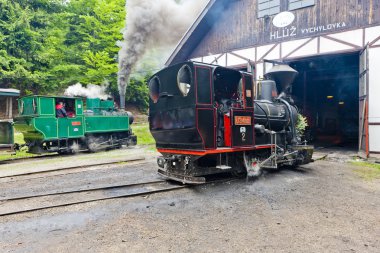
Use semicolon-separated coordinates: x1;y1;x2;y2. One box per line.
0;0;150;111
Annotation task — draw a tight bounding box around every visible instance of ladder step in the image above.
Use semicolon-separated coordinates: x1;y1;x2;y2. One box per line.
216;165;232;170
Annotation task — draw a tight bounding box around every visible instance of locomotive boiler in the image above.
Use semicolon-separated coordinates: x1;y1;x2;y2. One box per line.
148;62;313;184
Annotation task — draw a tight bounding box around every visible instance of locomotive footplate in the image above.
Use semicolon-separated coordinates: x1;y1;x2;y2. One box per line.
157;169;206;185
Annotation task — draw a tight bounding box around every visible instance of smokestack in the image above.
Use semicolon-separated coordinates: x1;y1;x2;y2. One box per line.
117;0;207;109
264;64;298;94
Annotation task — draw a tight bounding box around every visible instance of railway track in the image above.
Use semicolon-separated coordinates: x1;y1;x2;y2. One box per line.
0;153;61;164
0;157;146;183
0;147;141;165
0;180;185;216
0;175;237;217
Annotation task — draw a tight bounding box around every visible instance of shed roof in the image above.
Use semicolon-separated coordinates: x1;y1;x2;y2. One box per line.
166;0;231;66
0;88;20;97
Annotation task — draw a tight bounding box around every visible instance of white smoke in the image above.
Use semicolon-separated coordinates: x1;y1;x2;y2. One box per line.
117;0;208;108
64;83;110;100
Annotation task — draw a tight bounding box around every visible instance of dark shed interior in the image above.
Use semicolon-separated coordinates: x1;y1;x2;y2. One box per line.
286;52;360;148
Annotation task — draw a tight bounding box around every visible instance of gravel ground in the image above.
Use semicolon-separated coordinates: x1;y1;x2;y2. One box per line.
0;155;379;253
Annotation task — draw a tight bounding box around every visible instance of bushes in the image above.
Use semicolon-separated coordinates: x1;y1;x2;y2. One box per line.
108;76;149;112
124;78;149;111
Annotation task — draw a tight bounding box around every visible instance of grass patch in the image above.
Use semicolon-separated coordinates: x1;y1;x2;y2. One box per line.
0;132;37;161
350;161;380;180
132;123;155;145
144;144;158;152
0;151;35;161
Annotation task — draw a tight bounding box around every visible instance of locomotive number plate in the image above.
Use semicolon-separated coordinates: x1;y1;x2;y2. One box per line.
71;121;82;126
234;116;251;125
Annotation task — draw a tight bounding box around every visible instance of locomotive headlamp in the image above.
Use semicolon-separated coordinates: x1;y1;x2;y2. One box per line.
327;95;334;99
177;65;192;97
149;76;160;103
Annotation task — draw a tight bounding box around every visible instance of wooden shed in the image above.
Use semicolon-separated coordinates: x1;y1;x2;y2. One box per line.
0;88;20;119
167;0;380;157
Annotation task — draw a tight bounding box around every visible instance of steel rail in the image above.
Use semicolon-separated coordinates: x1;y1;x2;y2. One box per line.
0;181;186;217
0;153;61;164
0;157;146;180
0;179;166;201
0;178;237;217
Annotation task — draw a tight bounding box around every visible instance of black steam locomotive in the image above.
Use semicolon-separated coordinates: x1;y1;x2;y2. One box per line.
148;62;313;184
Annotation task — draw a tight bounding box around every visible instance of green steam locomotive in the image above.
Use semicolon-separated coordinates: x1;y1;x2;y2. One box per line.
14;95;136;154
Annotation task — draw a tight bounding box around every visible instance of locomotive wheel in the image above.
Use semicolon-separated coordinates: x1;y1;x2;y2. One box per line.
88;142;100;153
231;167;247;178
57;150;67;155
86;136;101;153
243;151;262;177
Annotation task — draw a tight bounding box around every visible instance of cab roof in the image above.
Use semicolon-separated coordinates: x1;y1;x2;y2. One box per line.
21;95;81;99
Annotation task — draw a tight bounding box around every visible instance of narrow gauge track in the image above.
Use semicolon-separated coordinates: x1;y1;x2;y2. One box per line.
0;177;237;217
0;180;184;216
0;157;146;182
0;148;141;165
0;179;165;202
0;153;62;164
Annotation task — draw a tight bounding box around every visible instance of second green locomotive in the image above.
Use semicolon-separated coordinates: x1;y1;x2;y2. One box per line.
14;95;137;154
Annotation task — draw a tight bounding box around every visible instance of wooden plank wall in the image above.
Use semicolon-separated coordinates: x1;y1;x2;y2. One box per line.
0;98;18;119
190;0;380;58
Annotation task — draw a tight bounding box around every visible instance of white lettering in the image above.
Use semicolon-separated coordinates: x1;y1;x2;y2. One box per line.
270;31;277;40
282;28;289;37
270;22;348;40
290;26;297;36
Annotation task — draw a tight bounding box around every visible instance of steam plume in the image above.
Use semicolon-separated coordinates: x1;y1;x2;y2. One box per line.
64;83;110;100
117;0;208;109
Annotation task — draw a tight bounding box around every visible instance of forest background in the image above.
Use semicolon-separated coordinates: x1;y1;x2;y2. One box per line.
0;0;156;110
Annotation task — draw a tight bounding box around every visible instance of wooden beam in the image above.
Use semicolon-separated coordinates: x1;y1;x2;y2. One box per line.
323;35;362;49
283;37;315;59
257;43;278;62
369;34;380;46
229;52;251;61
210;53;224;64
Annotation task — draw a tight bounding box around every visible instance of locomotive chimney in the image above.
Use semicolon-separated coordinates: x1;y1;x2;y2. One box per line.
264;64;298;94
119;77;126;110
119;92;126;110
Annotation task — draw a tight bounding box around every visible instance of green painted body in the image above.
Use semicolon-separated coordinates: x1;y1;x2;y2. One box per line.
0;120;14;154
14;96;131;143
85;116;129;134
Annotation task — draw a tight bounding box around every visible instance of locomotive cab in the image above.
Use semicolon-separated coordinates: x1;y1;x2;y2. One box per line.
213;67;256;149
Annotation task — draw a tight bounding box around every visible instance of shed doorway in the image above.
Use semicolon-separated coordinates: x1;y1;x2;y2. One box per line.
286;52;360;148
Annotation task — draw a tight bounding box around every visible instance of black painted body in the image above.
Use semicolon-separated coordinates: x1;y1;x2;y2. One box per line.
149;62;313;184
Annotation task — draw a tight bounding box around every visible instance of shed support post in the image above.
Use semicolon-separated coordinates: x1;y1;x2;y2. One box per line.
8;97;13;119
